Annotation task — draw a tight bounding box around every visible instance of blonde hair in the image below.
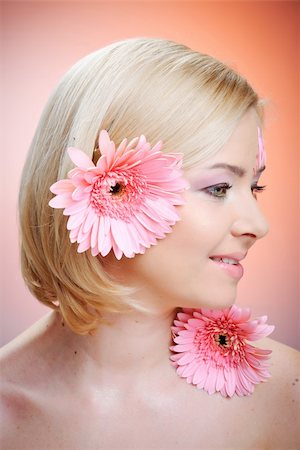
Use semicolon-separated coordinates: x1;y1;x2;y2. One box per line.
19;37;264;335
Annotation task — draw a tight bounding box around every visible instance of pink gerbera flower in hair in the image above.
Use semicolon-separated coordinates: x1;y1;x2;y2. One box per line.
49;129;189;259
255;126;266;171
170;305;275;397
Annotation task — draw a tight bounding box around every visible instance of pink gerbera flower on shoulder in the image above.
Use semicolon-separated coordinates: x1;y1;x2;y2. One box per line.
49;129;189;259
170;305;275;397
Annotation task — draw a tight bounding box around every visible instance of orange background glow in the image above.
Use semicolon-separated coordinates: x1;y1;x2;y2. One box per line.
1;1;299;350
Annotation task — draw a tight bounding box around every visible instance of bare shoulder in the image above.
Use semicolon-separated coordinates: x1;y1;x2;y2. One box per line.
251;337;300;447
0;372;39;449
0;313;56;449
260;336;300;384
179;336;300;449
260;336;300;409
0;312;54;385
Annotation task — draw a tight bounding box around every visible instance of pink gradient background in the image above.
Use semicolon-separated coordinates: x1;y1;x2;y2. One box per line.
1;1;299;350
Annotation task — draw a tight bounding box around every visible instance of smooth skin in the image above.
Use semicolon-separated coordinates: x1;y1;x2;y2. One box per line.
1;108;299;449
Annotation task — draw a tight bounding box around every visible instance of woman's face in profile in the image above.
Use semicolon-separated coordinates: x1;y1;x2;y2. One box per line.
103;107;269;312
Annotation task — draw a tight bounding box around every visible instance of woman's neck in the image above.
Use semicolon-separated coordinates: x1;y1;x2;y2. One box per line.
46;306;180;390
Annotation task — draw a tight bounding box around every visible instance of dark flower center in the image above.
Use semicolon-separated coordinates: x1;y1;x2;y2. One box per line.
192;317;248;367
215;333;229;347
90;169;148;222
109;182;123;195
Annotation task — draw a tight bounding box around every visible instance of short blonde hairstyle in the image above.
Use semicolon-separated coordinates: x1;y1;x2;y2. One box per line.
19;37;264;335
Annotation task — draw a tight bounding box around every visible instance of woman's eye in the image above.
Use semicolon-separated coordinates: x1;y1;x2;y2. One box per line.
251;184;267;198
202;183;267;200
203;183;232;199
251;184;266;193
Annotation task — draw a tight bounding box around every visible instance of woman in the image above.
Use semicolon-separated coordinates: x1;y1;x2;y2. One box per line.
1;37;299;449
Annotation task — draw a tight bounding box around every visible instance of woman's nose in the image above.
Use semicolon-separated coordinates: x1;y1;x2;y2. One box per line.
231;196;269;240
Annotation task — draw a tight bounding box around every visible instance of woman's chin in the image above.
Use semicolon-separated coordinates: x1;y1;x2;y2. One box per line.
179;297;236;310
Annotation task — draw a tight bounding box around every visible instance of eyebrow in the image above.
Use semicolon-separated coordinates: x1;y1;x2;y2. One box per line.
208;163;266;177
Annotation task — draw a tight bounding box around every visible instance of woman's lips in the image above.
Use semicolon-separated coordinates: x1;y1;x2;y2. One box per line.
209;257;244;280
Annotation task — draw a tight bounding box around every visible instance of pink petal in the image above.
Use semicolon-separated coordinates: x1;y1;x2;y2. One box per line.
246;324;275;340
215;367;225;392
181;359;201;378
126;136;139;150
103;215;111;236
91;245;99;257
98;130;110;153
49;194;73;209
97;215;106;252
90;216;100;249
151;140;163;152
111;238;123;260
236;367;254;392
194;365;208;387
83;170;100;184
77;237;91;253
205;366;218;395
82;207;97;233
110;149;136;170
169;352;182;363
177;329;195;338
224;369;236;397
67;147;94;170
139;202;166;224
126;220;149;251
77;224;90;244
105;142;116;170
136;134;146;150
64;199;89;216
135;211;164;235
110;218;135;258
187;318;204;329
100;232;112;257
145;198;179;222
238;321;258;334
69;226;80;242
96;155;108;172
174;336;195;345
177;312;192;322
172;343;195;352
49;179;74;195
67;211;86;230
115;138;128;156
72;186;90;201
176;352;196;366
98;131;116;169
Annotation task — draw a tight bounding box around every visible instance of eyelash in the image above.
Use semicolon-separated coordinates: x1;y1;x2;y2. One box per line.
203;183;267;199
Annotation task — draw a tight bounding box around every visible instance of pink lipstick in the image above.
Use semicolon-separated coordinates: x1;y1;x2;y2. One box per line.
209;253;246;280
